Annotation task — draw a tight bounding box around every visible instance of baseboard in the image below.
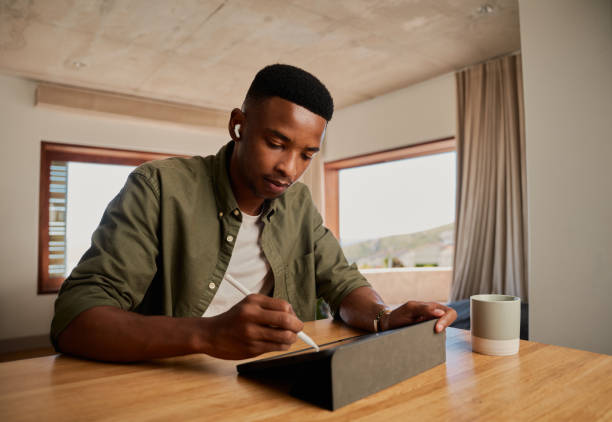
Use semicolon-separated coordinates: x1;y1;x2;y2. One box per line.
0;334;53;354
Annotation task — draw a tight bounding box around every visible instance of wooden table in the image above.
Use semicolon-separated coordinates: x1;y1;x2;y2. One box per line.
1;320;611;421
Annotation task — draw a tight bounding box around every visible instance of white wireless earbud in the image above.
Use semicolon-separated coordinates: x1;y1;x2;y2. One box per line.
234;124;241;139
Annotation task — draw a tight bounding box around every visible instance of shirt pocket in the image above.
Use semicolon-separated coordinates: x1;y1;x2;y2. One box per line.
285;252;317;321
287;251;315;276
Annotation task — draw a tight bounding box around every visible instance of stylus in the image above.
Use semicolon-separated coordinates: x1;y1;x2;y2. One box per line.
223;273;320;352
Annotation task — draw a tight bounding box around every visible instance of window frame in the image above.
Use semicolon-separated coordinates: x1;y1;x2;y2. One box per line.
38;141;180;294
323;137;456;239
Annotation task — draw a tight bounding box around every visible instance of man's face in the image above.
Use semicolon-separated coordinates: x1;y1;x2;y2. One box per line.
229;96;326;207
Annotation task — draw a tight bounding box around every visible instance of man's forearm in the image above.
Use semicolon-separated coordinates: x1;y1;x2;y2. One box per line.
57;295;306;362
338;286;458;334
338;286;387;332
57;306;210;362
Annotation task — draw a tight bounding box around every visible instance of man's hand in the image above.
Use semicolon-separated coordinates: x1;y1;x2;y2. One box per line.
382;301;457;333
200;294;304;360
338;286;457;334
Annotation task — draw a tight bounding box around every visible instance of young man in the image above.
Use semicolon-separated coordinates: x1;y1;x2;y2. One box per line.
51;64;456;362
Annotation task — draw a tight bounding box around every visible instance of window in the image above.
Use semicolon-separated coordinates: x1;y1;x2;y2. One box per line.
324;138;456;269
38;142;178;294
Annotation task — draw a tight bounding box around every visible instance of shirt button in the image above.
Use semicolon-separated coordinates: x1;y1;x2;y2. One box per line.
226;235;234;243
218;212;223;217
208;282;215;290
233;209;240;216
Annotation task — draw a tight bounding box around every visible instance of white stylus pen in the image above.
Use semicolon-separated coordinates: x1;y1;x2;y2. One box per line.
223;274;320;352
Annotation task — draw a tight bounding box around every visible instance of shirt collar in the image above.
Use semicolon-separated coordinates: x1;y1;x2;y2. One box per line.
212;141;277;221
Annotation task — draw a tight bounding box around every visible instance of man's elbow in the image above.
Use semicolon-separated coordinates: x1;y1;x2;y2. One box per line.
54;306;114;355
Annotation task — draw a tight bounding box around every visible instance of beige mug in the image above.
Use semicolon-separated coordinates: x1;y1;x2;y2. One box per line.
470;294;521;356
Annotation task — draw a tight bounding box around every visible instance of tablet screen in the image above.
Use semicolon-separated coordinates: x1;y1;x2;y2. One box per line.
264;334;366;360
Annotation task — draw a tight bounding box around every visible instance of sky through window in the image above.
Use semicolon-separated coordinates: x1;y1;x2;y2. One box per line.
339;151;456;245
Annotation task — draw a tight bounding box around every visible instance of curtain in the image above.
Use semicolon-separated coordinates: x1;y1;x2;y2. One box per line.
451;54;528;302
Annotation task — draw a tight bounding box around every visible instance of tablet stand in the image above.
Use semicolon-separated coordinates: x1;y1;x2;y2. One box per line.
237;319;446;410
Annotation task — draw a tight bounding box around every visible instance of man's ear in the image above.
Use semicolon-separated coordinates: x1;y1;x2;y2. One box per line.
228;108;245;141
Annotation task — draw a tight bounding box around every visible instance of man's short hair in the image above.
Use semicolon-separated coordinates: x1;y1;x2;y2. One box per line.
245;64;334;121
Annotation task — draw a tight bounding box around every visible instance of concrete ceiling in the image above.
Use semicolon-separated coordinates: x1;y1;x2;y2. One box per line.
0;0;520;111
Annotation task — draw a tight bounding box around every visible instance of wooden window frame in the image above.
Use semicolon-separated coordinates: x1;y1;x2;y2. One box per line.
38;141;179;294
324;137;456;239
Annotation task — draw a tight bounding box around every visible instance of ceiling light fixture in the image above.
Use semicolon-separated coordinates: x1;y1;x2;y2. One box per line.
70;60;87;69
477;4;495;15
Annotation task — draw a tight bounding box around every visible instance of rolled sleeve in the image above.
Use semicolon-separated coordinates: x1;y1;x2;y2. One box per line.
312;210;371;316
50;169;161;349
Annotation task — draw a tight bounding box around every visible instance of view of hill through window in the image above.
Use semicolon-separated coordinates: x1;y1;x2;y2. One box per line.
339;151;456;269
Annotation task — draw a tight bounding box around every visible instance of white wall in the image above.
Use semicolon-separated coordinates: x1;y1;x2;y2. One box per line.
0;74;227;342
325;73;455;161
520;0;612;354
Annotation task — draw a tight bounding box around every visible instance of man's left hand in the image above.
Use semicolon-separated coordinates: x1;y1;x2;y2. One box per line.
383;301;457;333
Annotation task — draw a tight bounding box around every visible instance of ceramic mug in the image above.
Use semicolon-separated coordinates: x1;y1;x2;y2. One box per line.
470;294;521;356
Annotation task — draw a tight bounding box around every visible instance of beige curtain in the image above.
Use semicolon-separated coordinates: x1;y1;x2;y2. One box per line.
451;54;528;302
300;152;325;215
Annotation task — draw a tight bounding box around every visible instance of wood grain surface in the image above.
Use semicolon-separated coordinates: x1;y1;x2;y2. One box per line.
1;320;610;421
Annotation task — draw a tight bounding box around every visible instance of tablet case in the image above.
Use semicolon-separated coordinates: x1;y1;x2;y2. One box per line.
237;319;446;410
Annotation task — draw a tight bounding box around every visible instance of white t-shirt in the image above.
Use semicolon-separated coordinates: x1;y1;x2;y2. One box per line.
202;211;273;317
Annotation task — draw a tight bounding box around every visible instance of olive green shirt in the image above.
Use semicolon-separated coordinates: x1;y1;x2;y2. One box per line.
51;141;370;348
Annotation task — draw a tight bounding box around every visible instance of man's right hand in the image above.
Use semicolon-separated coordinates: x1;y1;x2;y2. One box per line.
199;294;304;360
